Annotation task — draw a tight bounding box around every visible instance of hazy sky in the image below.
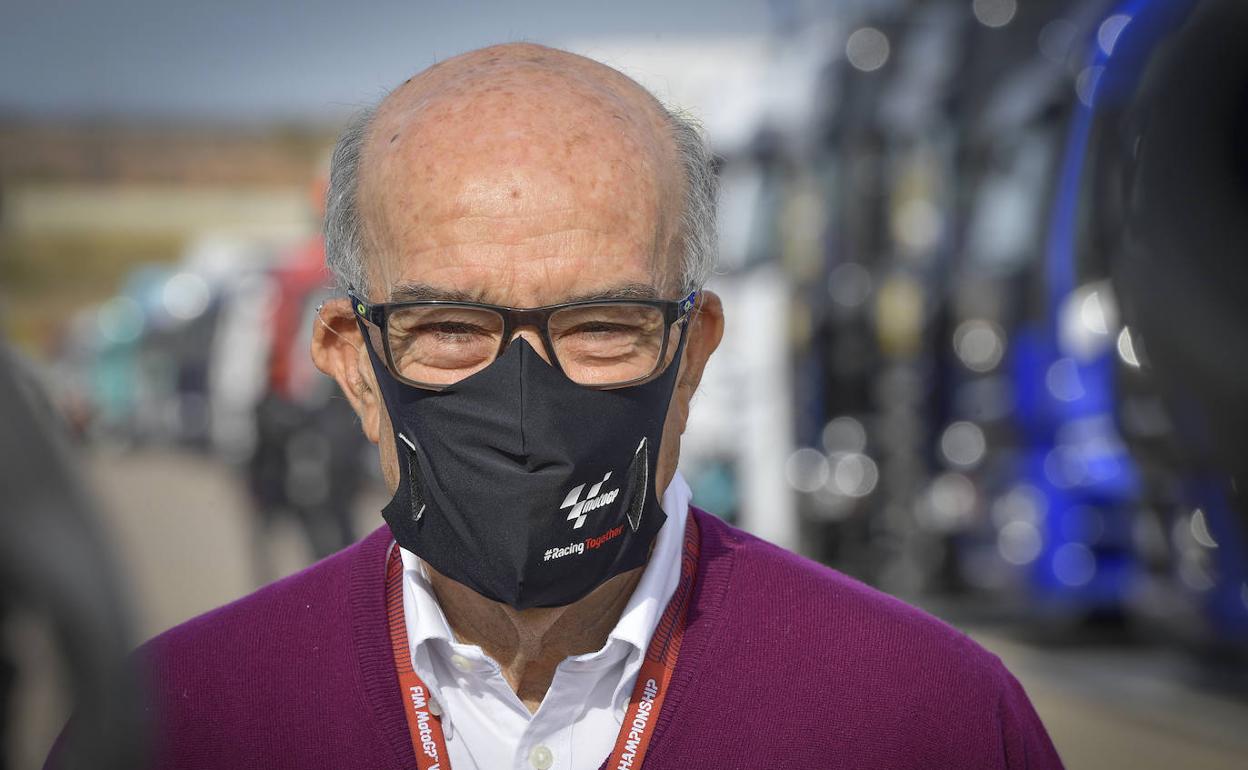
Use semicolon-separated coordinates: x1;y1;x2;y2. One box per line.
0;0;808;122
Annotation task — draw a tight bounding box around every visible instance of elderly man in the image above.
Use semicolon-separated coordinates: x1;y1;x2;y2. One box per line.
60;44;1062;770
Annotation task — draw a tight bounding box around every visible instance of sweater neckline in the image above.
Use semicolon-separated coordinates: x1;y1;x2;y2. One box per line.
349;507;740;770
631;509;739;764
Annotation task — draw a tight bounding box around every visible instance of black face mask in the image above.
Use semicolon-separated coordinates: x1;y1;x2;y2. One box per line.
362;332;685;609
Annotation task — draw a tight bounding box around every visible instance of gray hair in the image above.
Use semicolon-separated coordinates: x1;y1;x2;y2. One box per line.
324;105;376;295
323;103;718;297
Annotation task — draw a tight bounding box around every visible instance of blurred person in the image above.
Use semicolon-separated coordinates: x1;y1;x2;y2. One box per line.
1078;0;1248;645
1;341;145;770
50;43;1060;769
247;230;368;571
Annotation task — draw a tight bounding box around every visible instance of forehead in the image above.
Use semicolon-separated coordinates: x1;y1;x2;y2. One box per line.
357;57;684;305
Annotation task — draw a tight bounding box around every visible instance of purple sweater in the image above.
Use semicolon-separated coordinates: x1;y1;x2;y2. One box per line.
69;509;1062;769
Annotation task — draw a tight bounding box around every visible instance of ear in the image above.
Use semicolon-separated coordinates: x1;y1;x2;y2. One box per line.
311;297;383;444
672;289;724;429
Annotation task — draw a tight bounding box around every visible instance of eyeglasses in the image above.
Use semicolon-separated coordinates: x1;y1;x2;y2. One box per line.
349;288;697;390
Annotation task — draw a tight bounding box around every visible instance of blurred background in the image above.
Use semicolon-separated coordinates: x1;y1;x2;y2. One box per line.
3;0;1248;767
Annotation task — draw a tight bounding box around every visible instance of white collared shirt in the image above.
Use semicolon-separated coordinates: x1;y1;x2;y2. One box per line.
398;471;691;770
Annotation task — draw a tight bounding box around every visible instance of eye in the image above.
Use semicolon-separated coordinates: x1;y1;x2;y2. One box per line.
388;307;502;343
422;321;492;337
567;321;638;336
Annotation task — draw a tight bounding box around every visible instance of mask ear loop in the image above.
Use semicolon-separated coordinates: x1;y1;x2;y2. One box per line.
316;302;362;354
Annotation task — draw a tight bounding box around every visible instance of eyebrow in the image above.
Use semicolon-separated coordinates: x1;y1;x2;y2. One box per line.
388;283;481;303
387;281;664;305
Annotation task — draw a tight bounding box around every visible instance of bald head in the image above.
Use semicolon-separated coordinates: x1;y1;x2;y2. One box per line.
382;43;673;132
325;43;717;301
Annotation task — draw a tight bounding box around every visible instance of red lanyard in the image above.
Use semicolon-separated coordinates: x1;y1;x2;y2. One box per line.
385;515;700;770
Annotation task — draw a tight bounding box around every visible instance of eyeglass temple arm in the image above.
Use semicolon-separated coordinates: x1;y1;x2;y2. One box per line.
678;291;697;319
346;288;383;326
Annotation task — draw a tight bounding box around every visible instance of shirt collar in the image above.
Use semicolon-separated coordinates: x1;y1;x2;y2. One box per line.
399;542;456;649
591;470;690;655
398;470;692;656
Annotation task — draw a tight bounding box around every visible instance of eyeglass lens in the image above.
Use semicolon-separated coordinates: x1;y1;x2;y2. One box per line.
384;303;680;387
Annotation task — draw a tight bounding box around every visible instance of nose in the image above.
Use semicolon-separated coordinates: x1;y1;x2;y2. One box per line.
505;327;556;366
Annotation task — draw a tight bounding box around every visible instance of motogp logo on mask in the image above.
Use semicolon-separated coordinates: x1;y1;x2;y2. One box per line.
560;472;620;529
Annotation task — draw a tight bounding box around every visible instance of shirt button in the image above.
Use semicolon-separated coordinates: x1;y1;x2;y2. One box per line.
529;745;554;770
451;653;472;672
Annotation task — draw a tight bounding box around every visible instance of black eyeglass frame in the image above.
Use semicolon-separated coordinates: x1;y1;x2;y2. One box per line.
348;288;697;391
